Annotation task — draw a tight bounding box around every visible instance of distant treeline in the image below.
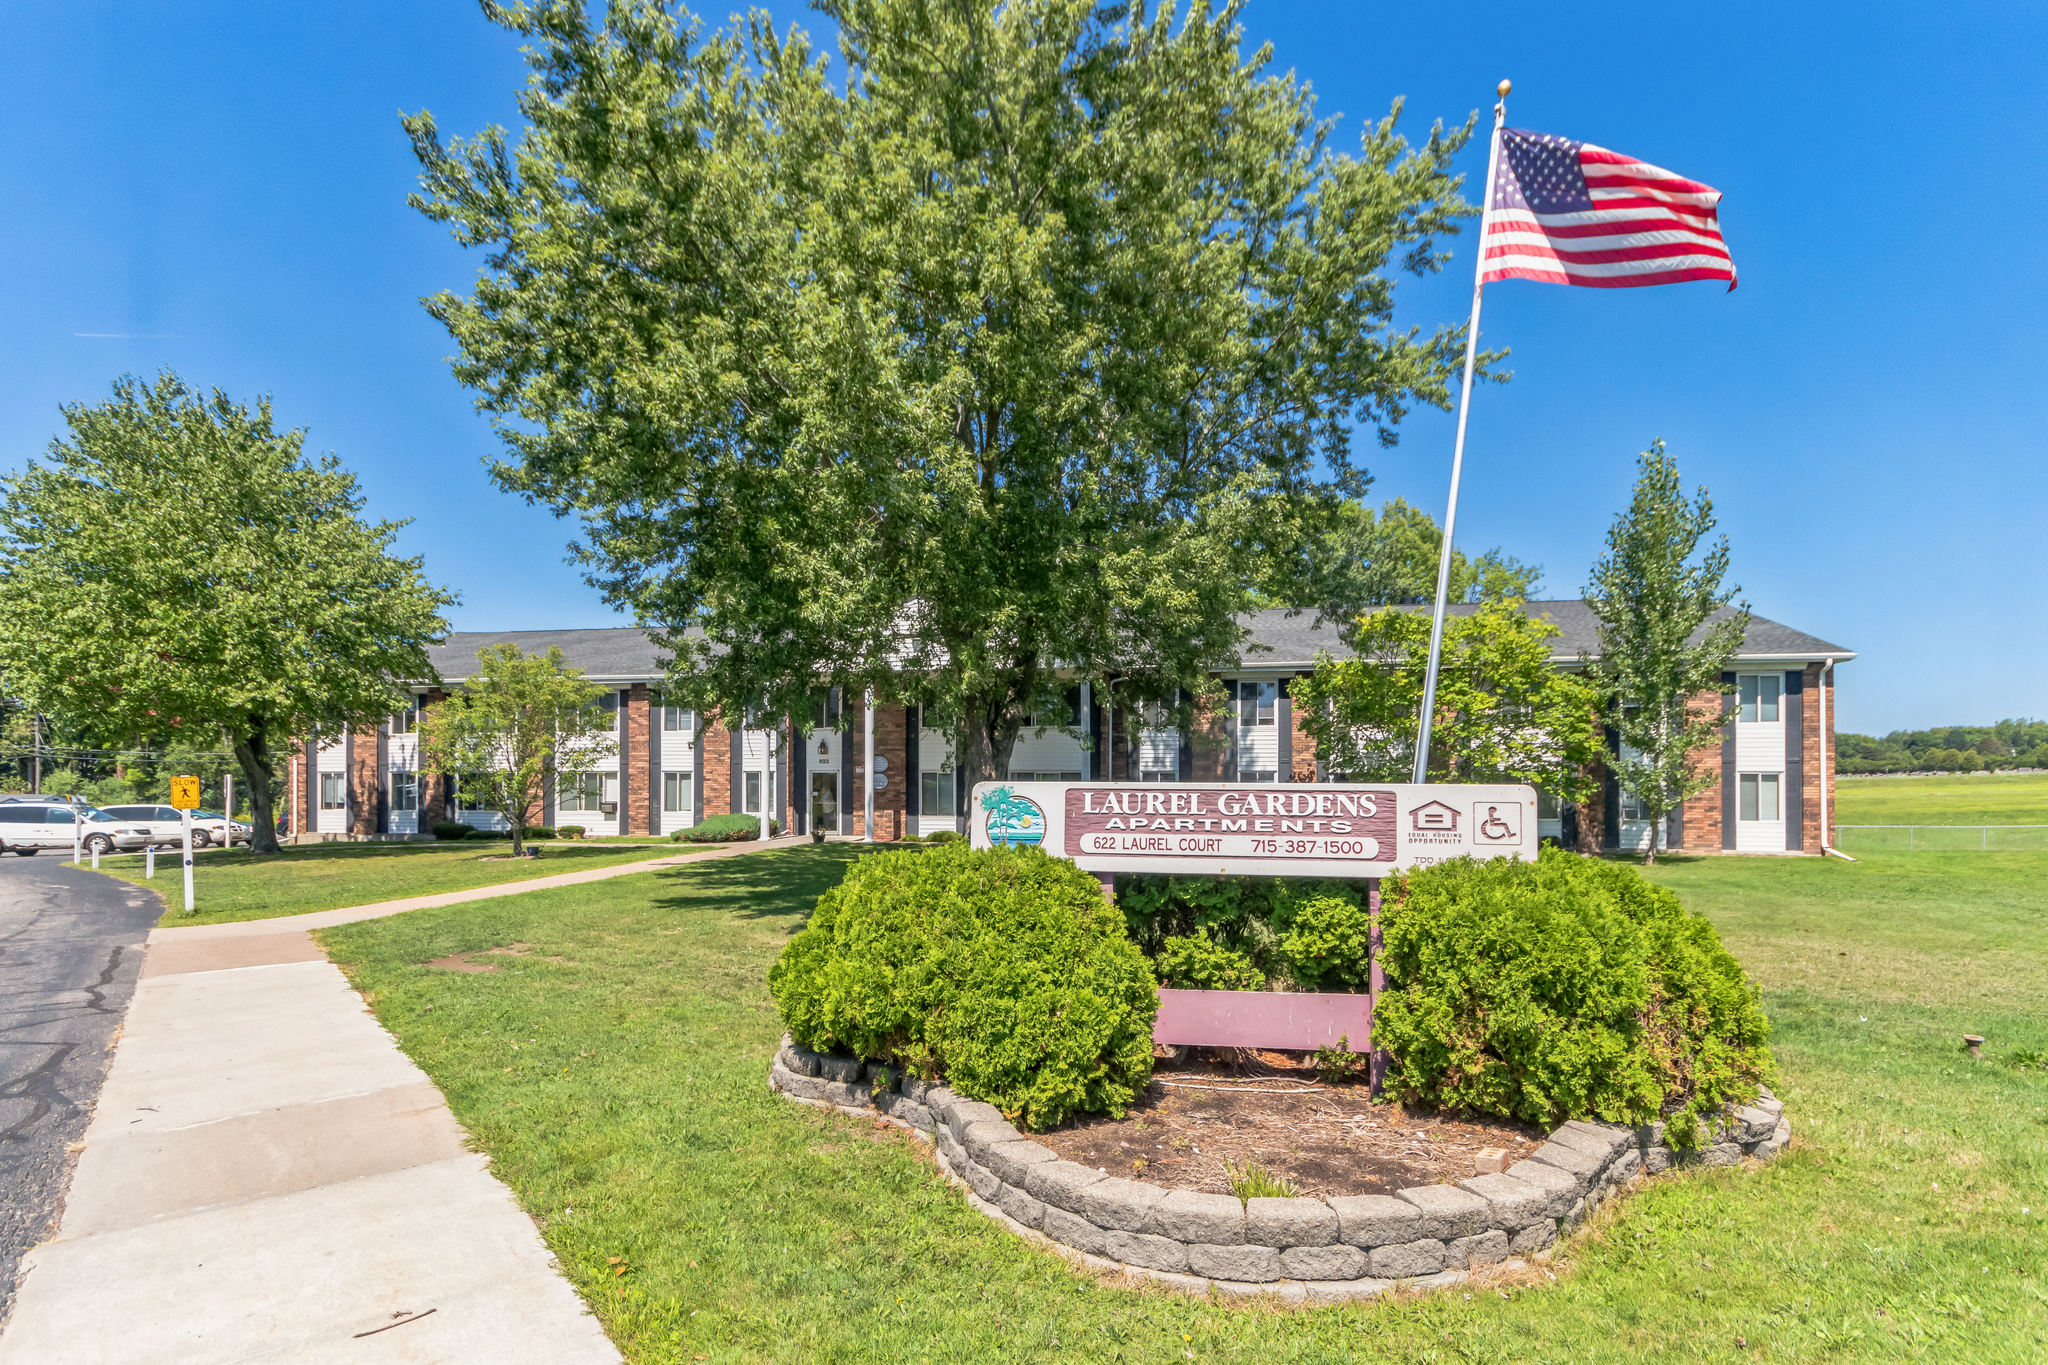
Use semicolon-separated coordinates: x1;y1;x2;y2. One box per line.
1837;719;2048;774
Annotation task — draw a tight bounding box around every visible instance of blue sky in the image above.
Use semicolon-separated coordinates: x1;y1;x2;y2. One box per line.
3;2;2041;735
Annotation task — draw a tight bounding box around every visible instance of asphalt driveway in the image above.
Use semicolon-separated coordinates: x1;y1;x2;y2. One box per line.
0;856;160;1324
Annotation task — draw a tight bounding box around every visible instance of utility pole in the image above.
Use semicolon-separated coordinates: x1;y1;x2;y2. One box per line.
30;714;42;794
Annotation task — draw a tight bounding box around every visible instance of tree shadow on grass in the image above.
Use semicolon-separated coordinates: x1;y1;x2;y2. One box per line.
643;843;892;925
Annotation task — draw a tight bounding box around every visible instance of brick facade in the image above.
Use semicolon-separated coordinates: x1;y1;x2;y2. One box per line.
849;701;909;840
1675;687;1728;852
1801;663;1834;851
1286;682;1317;781
622;683;652;835
348;723;382;836
1187;695;1231;781
701;717;732;820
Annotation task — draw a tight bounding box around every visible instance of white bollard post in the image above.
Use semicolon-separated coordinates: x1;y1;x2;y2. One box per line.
146;844;156;879
72;811;82;865
91;845;100;870
182;810;196;914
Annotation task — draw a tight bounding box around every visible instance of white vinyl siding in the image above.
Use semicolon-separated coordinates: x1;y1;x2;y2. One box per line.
1733;672;1787;852
315;736;348;833
659;706;697;835
1232;679;1280;782
558;770;620;836
915;723;957;838
1136;702;1179;781
386;729;421;834
1008;725;1086;783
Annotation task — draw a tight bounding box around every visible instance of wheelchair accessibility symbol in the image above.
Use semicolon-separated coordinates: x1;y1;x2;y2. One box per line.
1472;801;1521;844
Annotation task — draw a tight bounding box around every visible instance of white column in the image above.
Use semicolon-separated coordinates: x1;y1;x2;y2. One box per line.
863;690;876;843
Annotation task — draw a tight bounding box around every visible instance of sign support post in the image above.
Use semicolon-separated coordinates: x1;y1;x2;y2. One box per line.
170;774;201;914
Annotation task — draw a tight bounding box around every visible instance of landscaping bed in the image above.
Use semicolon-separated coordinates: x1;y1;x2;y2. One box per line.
1037;1052;1546;1199
318;843;2048;1358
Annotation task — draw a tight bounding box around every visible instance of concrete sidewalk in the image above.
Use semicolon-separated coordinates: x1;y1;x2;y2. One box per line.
1;831;824;1361
151;832;815;940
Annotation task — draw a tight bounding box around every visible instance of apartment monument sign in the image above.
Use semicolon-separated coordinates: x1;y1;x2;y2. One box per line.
970;780;1537;879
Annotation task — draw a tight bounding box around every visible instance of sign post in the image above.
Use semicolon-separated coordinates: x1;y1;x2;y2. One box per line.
170;775;201;914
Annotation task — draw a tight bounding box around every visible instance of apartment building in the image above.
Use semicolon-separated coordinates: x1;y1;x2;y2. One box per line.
292;602;1852;854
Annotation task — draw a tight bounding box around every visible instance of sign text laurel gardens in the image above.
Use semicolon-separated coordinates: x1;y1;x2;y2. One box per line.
970;781;1539;879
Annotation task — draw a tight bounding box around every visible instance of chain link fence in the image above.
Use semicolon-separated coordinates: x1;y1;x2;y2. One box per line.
1835;824;2048;851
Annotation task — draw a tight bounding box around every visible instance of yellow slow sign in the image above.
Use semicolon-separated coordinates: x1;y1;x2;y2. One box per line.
169;776;202;810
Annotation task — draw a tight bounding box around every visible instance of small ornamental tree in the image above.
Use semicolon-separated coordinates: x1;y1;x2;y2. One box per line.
414;645;615;858
0;373;455;852
1585;442;1749;861
1292;600;1601;799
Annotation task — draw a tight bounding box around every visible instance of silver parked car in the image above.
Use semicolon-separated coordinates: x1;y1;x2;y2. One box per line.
97;805;252;849
0;802;152;856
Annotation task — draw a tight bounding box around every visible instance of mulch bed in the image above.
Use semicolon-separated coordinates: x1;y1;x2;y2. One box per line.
1037;1049;1547;1200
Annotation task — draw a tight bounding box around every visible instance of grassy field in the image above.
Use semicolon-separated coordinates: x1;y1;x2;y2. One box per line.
97;840;685;925
1835;772;2048;827
318;845;2048;1363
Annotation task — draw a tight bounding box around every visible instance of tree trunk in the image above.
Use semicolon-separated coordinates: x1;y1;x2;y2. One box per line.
231;719;281;855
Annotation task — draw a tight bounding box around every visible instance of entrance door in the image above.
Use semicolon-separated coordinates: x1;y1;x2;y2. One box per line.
810;773;839;835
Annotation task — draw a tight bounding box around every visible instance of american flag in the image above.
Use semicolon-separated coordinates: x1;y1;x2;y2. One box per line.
1483;129;1736;290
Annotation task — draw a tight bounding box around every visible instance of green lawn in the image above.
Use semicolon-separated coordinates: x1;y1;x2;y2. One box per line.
96;840;686;925
318;846;2048;1363
1835;772;2048;827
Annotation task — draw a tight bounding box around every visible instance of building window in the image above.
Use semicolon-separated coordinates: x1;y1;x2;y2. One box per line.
921;770;954;813
1537;790;1560;820
1006;770;1081;783
1739;773;1781;822
1237;680;1277;728
744;771;762;814
660;703;694;740
559;771;619;814
663;771;693;813
1737;674;1782;724
455;778;492;812
389;699;418;735
584;691;620;732
1619;790;1647;823
319;773;346;810
391;771;418;812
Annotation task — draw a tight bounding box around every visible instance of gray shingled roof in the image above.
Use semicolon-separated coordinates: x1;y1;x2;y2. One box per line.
1238;601;1855;669
418;601;1851;685
426;628;672;682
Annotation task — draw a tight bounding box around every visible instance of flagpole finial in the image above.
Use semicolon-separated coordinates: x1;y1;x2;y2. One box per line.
1497;79;1511;98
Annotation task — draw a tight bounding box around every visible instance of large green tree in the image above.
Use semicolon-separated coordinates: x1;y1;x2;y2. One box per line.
1585;440;1748;862
1303;496;1540;617
1291;600;1600;796
0;373;456;852
406;0;1484;785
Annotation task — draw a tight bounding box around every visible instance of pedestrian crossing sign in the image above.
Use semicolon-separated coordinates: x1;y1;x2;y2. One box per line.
170;776;201;810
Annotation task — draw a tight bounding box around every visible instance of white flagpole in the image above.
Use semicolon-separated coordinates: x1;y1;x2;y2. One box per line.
1413;79;1510;784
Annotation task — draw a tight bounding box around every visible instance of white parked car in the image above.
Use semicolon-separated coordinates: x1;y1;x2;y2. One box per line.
0;801;152;856
99;804;251;849
189;810;253;847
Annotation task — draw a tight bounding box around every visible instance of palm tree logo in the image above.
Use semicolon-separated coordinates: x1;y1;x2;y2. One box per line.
980;784;1046;847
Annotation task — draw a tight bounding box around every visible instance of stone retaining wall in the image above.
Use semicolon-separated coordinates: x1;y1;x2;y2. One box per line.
770;1038;1790;1301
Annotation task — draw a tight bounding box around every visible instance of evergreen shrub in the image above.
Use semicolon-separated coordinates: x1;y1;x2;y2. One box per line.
518;825;555;841
430;821;471;841
556;825;586;840
680;812;780;842
1375;847;1771;1134
1278;894;1374;992
1156;934;1265;991
768;842;1158;1130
